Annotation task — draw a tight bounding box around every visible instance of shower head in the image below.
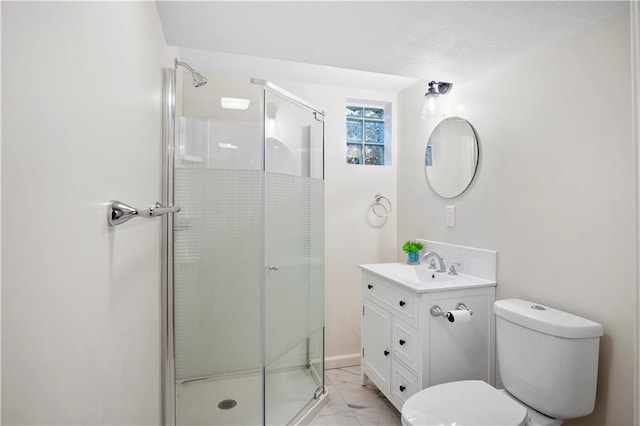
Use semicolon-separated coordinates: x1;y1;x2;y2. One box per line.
192;71;207;88
175;59;208;88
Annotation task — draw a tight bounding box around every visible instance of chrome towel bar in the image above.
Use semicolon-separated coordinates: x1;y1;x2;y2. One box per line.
108;200;181;226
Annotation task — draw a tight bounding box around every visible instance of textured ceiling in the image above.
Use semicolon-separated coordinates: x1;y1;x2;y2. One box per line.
156;1;627;85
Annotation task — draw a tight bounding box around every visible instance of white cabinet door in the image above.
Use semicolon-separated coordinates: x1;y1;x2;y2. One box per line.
362;301;392;394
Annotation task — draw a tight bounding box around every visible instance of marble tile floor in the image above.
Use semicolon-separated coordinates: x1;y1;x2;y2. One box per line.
310;366;401;426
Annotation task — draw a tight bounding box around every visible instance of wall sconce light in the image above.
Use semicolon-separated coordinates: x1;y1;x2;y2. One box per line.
421;81;453;120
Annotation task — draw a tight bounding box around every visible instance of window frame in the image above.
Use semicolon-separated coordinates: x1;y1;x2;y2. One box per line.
345;100;392;166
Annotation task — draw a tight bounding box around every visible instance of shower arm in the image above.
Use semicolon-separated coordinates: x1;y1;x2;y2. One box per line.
175;58;195;73
175;58;208;88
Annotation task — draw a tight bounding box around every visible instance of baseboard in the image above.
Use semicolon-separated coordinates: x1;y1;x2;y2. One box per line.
324;353;361;370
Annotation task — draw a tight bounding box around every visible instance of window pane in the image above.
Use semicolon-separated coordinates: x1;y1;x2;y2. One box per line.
346;144;363;164
364;145;384;165
346;106;363;117
347;119;363;142
364;120;384;144
364;108;384;119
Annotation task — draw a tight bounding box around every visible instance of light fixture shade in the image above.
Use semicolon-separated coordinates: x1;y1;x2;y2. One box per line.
420;80;452;121
421;94;441;119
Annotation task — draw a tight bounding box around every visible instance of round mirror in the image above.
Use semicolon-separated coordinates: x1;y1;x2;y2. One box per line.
425;117;479;198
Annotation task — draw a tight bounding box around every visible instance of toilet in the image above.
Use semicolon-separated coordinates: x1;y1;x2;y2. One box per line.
401;298;603;426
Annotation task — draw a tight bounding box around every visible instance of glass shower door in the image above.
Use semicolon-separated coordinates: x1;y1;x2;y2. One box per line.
263;89;325;425
168;72;325;426
172;76;265;426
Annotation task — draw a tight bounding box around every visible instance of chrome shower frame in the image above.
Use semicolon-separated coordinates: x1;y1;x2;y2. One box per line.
161;66;176;426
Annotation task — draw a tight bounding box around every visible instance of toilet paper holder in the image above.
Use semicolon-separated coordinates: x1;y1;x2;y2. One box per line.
430;302;473;318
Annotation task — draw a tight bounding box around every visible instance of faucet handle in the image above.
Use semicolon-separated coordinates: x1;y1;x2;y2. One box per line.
448;262;461;275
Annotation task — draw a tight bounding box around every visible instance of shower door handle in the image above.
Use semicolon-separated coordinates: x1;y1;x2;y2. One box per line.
108;200;181;226
144;202;181;218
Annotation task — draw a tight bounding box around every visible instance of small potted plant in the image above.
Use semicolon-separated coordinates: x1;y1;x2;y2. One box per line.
403;240;424;265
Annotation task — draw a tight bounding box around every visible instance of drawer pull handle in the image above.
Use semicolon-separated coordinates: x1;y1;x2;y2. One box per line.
399;339;406;346
399;300;406;307
383;350;390;357
367;284;373;290
399;385;406;392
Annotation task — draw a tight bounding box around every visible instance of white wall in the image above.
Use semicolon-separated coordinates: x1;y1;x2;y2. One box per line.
398;9;633;426
2;3;172;424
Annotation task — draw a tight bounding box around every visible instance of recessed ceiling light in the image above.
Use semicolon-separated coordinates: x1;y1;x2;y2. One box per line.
221;97;250;110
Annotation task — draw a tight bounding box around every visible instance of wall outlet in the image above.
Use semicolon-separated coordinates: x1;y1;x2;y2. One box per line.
446;205;456;227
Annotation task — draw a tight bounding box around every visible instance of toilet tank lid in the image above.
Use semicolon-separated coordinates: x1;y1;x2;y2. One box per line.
494;299;603;338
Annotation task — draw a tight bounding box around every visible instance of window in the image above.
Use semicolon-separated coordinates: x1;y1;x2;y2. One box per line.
346;104;388;165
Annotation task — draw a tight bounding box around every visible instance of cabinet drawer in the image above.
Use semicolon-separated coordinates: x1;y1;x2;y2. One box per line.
392;318;419;370
391;359;418;407
362;277;418;327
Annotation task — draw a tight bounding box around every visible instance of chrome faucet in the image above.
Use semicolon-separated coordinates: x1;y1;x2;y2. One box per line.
422;251;446;273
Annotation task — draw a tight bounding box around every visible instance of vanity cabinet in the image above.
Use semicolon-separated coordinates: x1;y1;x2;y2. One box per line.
360;266;496;411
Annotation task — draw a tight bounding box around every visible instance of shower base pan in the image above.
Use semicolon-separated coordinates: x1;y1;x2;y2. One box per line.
176;366;327;425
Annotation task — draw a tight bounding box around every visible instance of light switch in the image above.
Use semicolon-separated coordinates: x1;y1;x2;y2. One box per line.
446;205;456;227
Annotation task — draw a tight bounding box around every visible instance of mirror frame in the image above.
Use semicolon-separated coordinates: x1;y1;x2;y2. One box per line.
424;116;480;199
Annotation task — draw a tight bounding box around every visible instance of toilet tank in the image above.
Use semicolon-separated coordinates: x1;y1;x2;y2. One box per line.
494;299;603;420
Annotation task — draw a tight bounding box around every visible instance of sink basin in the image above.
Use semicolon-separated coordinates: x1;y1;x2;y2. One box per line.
361;263;456;285
413;266;455;283
359;262;495;292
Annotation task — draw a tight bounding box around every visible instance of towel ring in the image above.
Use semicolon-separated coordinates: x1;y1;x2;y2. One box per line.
371;193;391;218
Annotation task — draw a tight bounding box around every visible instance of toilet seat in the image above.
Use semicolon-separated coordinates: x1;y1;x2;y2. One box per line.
401;380;528;426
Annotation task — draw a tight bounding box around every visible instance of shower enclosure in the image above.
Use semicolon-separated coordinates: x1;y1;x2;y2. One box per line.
161;66;326;425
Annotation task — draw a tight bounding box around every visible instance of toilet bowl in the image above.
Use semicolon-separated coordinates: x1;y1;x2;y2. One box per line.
401;380;561;426
400;299;603;426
